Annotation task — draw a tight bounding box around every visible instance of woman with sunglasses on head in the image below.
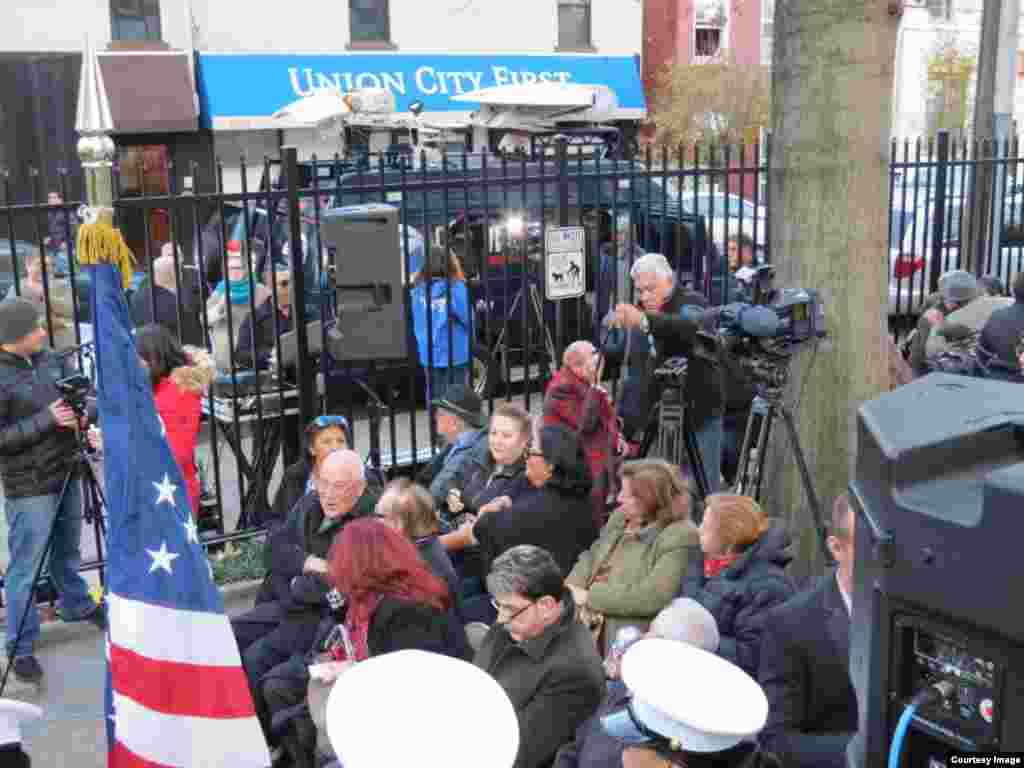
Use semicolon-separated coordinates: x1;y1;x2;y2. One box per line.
565;459;701;655
269;414;352;527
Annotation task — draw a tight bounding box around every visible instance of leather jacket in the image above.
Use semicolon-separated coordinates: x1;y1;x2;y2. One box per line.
0;348;81;498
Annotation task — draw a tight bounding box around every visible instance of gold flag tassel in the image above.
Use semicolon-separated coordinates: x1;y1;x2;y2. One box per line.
76;207;135;290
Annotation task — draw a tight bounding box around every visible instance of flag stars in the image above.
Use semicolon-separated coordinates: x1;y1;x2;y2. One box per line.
182;517;199;545
146;541;180;575
153;474;177;508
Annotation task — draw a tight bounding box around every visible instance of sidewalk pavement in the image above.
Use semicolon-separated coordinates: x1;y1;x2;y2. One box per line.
6;580;262;767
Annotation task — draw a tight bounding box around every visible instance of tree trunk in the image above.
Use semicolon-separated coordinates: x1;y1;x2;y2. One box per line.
764;0;900;586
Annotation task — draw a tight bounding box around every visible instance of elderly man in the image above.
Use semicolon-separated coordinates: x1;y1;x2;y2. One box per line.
607;253;725;492
544;340;622;527
416;384;490;519
475;545;605;768
237;450;377;749
757;495;858;768
129;244;203;346
554;598;720;768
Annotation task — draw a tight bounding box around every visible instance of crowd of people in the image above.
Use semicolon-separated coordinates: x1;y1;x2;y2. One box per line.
6;201;1022;768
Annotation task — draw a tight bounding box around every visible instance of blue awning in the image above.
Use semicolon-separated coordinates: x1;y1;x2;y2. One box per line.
196;52;645;130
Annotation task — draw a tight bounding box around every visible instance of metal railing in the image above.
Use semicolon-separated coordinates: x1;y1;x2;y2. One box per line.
1;132;1022;580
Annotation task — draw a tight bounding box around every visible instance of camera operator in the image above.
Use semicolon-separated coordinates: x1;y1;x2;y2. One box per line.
607;253;726;492
0;298;106;684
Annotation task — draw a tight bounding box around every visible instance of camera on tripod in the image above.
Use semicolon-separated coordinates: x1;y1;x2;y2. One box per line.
55;374;92;420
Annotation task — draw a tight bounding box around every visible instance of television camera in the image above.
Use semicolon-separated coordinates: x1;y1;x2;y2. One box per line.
711;265;827;393
56;373;92;420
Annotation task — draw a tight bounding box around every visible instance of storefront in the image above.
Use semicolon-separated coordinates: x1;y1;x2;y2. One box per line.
196;51;646;191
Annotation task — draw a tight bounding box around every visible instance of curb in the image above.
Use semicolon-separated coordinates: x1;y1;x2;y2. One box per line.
16;579;265;652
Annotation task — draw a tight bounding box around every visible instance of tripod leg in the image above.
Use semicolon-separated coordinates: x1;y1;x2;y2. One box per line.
682;414;710;501
529;284;557;373
752;405;774;502
775;403;832;565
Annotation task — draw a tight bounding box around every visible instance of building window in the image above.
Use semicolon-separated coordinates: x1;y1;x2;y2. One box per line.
350;0;390;43
110;0;161;42
693;0;726;62
558;0;592;49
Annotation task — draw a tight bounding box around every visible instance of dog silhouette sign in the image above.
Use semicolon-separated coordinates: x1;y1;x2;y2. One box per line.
545;226;585;301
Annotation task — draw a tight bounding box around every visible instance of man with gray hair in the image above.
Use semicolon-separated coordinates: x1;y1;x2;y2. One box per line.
606;253;725;491
129;242;203;346
235;449;378;750
475;545;606;768
554;598;720;768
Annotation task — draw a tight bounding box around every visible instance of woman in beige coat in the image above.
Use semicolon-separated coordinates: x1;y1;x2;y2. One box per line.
566;458;700;653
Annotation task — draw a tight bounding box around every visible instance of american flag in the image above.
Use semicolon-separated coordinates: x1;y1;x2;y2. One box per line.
90;262;270;768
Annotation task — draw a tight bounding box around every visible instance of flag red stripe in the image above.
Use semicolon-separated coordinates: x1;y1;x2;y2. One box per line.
110;644;256;719
110;741;176;768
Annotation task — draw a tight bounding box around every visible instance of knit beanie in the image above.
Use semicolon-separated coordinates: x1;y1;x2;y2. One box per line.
0;298;41;345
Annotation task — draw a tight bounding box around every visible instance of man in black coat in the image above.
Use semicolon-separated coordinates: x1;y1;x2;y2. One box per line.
978;271;1024;378
0;299;106;684
757;495;858;768
129;247;204;347
475;545;606;768
607;253;725;492
234;450;377;744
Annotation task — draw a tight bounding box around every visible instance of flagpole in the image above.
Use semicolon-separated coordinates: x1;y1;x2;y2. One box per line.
76;37;115;219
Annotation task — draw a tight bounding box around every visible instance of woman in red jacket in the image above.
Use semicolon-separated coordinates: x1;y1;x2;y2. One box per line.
136;324;215;518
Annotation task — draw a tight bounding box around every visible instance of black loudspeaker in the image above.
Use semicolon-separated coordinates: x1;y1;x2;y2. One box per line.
848;373;1024;767
320;204;408;361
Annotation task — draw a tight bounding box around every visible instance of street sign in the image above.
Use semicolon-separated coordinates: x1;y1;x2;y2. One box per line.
544;226;586;301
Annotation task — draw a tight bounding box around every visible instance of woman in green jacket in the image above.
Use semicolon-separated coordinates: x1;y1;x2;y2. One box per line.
566;458;700;654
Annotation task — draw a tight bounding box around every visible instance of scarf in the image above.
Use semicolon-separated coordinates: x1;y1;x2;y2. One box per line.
213;275;253;305
704;553;740;579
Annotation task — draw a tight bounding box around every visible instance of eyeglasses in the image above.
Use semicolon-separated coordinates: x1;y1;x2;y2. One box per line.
490;598;535;623
307;415;350;433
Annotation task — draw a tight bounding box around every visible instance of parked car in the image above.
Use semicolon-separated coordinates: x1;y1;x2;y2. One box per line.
889;195;1024;315
323;157;711;396
0;238;93;321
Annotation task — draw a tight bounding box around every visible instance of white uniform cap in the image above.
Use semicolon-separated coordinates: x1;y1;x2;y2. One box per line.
0;699;42;747
326;650;519;768
619;638;769;753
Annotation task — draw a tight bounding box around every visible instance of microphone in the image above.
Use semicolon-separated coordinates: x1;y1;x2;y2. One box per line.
737;305;781;338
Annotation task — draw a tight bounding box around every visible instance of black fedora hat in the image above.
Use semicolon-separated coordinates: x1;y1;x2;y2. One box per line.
431;384;485;429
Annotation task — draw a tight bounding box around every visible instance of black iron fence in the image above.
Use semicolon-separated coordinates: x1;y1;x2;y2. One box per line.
1;131;1022;575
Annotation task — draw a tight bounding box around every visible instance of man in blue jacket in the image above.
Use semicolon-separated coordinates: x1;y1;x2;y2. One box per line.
416;384;490;522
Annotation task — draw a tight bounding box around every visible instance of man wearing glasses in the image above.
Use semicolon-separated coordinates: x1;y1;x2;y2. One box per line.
474;545;605;768
235;450;378;752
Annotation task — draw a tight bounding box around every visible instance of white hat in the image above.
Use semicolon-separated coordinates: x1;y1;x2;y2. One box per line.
602;638;769;754
326;650;519;768
0;699;42;747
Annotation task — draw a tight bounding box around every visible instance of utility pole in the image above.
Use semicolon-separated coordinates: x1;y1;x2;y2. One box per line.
989;0;1020;275
964;0;1018;275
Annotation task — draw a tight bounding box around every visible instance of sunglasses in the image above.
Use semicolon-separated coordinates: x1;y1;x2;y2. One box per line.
307;415;350;433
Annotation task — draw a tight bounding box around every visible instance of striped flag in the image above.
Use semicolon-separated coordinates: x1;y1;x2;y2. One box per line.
89;262;269;768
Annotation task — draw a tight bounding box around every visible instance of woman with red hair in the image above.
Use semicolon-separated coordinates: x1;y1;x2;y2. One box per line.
327;518;470;662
